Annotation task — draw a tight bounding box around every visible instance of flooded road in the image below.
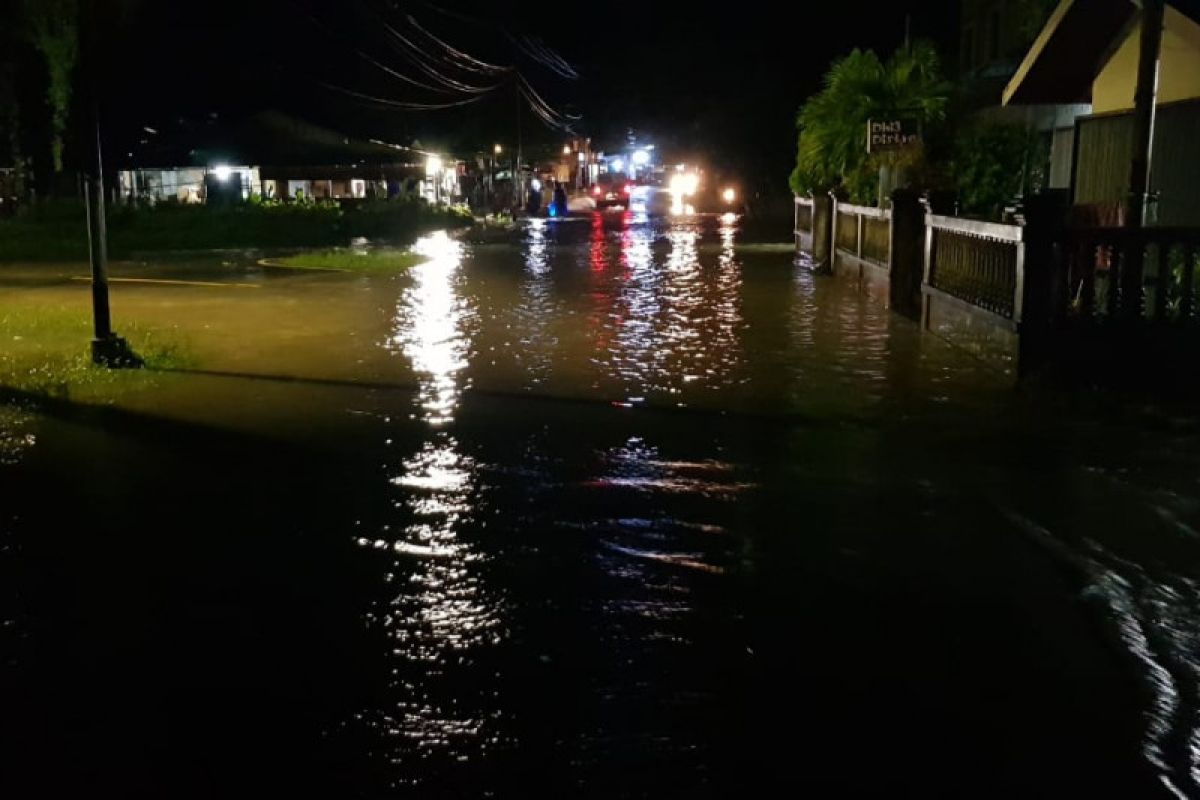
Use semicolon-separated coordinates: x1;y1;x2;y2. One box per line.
3;214;1200;797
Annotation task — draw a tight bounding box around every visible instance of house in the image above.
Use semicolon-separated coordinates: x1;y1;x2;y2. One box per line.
960;0;1090;192
116;111;460;206
1003;0;1200;225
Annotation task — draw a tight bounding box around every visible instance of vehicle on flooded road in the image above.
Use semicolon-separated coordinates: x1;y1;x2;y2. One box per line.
590;173;634;209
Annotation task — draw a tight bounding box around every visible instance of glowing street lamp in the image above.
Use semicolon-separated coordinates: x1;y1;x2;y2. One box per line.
722;187;736;204
493;144;503;155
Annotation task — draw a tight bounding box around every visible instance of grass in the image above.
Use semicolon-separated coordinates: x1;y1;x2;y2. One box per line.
0;199;474;262
263;248;426;272
0;304;192;402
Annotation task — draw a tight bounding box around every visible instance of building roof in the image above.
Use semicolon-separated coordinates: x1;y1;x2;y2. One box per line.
1003;0;1200;105
120;111;416;169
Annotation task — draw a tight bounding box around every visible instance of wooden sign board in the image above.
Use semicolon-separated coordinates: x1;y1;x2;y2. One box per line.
868;119;921;153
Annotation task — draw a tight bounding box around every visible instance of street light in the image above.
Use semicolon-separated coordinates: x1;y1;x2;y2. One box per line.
494;144;503;155
563;144;572;155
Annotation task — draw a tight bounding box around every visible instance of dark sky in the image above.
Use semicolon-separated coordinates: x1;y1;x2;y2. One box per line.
8;0;960;194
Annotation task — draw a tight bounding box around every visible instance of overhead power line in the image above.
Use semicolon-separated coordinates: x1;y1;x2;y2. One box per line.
288;0;582;131
314;79;490;110
404;14;509;76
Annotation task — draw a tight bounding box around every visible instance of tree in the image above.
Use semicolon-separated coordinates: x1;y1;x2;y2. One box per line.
789;42;951;204
25;0;79;175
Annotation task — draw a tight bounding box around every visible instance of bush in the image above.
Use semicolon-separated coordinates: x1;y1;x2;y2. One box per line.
0;197;474;261
953;123;1046;218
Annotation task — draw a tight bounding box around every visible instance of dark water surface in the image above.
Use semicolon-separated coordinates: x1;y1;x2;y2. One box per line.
3;214;1199;797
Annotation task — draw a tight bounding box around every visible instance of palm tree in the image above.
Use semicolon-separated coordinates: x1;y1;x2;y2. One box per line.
790;41;951;204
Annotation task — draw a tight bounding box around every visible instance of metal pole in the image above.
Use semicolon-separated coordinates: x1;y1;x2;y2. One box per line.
83;0;139;367
83;0;113;350
1123;0;1164;321
85;116;112;343
1129;0;1164;228
516;81;523;210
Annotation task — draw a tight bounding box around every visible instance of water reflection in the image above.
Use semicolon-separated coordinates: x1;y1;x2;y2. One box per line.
585;218;744;403
354;231;505;787
511;219;561;386
0;405;35;692
605;221;659;397
389;232;473;426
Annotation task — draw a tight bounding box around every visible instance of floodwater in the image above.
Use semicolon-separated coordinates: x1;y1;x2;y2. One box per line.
2;213;1200;798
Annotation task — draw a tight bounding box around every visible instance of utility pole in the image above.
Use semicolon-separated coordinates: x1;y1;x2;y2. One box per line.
83;0;139;367
1128;0;1164;230
1123;0;1164;322
515;79;524;211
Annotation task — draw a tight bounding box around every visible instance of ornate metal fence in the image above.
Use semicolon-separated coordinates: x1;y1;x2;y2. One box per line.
923;215;1026;323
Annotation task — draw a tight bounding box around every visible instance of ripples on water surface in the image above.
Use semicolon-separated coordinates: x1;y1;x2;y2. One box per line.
1;214;1199;797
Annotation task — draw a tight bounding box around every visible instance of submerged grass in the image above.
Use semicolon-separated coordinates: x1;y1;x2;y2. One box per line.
0;304;192;402
263;248;426;272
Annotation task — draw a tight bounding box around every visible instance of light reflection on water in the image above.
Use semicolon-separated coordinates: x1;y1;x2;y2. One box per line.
581;217;746;404
0;406;36;466
389;232;473;427
4;214;1191;795
345;216;1199;794
512;218;561;386
355;231;507;785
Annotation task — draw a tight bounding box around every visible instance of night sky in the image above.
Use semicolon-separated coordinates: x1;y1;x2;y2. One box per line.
6;0;960;196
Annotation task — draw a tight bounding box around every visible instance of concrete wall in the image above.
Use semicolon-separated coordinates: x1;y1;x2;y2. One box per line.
923;290;1018;378
1093;6;1200;113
